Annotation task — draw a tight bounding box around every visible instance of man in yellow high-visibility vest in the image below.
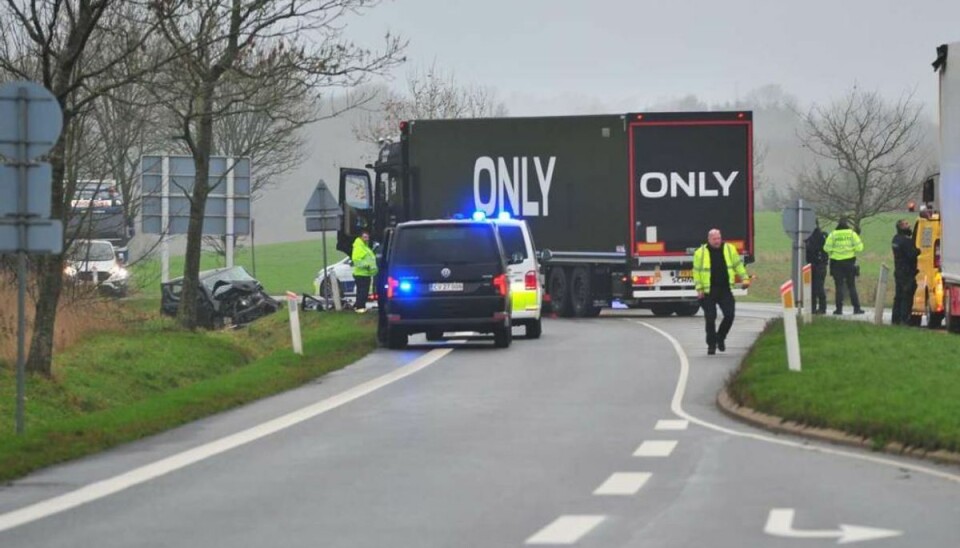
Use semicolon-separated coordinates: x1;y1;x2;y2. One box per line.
693;228;750;355
823;218;865;315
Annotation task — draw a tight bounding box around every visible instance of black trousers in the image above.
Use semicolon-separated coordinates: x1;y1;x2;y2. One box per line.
811;264;827;313
355;275;372;309
892;274;917;325
701;290;735;348
831;259;861;312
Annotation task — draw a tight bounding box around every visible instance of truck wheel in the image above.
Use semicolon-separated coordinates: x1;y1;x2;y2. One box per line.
675;303;700;317
570;267;598;318
526;318;542;339
494;325;513;348
548;268;573;317
650;304;673;317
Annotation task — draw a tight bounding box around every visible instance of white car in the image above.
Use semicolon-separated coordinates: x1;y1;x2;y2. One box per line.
313;257;378;309
64;239;129;297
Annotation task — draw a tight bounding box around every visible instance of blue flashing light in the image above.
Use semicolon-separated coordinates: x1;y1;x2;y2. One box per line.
471;211;487;221
399;281;413;293
497;211;512;220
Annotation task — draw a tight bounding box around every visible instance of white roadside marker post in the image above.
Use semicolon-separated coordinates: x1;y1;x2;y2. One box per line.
781;280;801;372
801;263;812;325
286;291;303;355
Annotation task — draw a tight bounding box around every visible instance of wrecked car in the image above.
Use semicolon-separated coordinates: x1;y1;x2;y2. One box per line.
160;266;279;328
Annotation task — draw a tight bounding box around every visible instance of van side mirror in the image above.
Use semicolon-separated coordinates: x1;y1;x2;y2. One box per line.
538;249;553;263
509;252;524;265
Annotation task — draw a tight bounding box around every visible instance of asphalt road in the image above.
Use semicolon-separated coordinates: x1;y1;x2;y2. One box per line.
0;304;958;547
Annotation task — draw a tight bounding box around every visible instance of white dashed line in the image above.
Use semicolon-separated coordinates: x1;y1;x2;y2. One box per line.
655;419;689;431
633;440;677;457
592;472;652;496
525;515;606;545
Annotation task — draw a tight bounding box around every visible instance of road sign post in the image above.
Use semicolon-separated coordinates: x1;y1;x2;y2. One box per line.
874;264;890;325
286;291;303;355
781;280;802;372
782;199;816;309
0;81;64;435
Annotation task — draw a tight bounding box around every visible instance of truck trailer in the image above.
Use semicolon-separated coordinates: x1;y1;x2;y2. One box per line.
336;111;754;318
934;43;960;332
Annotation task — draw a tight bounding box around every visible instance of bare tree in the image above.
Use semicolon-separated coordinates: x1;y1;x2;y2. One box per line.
148;0;404;329
795;87;930;230
354;63;508;146
0;0;164;375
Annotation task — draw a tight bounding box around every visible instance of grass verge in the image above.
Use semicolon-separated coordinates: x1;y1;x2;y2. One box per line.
0;307;376;483
728;317;960;454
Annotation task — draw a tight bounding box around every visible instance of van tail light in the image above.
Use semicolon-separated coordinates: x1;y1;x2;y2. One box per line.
387;277;399;299
935;241;942;270
524;271;537;290
493;274;508;297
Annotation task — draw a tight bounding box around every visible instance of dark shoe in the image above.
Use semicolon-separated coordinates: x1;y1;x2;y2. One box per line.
707;346;716;355
832;310;843;315
853;309;865;315
717;339;726;352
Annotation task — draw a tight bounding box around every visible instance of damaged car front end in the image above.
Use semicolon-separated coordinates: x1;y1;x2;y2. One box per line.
161;266;279;328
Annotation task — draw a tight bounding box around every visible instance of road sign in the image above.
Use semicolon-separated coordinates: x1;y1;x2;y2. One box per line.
781;202;816;236
0;164;52;217
0;219;63;253
0;81;62;161
303;179;342;232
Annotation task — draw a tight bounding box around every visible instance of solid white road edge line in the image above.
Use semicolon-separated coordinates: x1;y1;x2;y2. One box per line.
634;320;960;484
525;515;607;545
0;348;454;534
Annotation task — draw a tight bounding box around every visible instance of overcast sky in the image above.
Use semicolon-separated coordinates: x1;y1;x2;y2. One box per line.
345;0;960;117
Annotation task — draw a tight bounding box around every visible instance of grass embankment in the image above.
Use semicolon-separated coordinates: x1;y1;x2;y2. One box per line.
729;317;960;454
0;304;376;483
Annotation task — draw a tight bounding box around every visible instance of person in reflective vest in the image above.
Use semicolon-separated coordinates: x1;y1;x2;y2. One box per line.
693;228;750;355
823;218;865;315
352;231;378;313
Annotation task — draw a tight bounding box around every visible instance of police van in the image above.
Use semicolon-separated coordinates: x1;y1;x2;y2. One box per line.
490;217;543;339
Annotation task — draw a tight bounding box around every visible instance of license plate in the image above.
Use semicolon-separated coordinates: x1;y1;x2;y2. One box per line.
429;282;463;292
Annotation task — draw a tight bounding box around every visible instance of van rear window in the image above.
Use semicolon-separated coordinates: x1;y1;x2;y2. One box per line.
498;226;527;260
394;225;500;264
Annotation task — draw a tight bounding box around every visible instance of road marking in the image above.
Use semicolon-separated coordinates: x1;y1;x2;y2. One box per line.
655;419;689;431
633;440;677;457
525;515;606;545
764;508;902;544
633;320;960;484
0;348;454;534
593;472;652;495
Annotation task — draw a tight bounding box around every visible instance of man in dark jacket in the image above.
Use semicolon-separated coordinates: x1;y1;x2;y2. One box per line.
805;222;829;314
891;219;920;325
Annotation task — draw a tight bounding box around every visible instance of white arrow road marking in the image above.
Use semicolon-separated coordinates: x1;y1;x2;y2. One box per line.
0;348;454;534
633;440;677;457
633;320;960;485
764;508;903;544
526;515;606;545
655;419;689;430
593;472;652;495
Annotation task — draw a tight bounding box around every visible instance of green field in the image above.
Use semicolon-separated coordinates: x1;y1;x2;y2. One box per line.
745;211;902;304
129;211;907;304
131;234;346;298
